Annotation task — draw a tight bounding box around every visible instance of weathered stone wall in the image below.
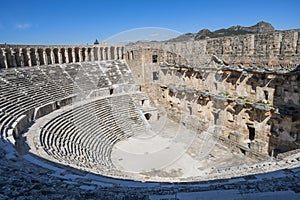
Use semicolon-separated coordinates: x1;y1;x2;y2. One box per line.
128;30;300;68
125;31;300;157
125;48;188;85
140;64;300;157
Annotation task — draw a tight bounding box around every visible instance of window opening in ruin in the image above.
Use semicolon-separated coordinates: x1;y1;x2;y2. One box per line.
153;71;158;80
152;55;158;63
240;148;246;155
188;106;192;115
144;113;151;120
109;89;114;95
264;90;269;100
141;100;145;105
213;112;219;125
53;49;59;64
47;55;51;64
56;102;61;109
248;125;255;141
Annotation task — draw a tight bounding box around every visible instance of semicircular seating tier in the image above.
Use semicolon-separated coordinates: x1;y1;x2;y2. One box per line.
39;94;146;173
0;60;137;141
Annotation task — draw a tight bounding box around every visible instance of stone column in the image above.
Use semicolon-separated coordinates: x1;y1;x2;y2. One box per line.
114;47;117;60
42;49;47;65
90;48;95;61
19;48;24;67
58;49;63;64
50;49;55;64
26;48;32;67
65;49;69;63
84;48;88;61
107;47;111;60
78;49;83;62
35;49;40;66
101;47;105;60
1;48;8;69
72;48;76;63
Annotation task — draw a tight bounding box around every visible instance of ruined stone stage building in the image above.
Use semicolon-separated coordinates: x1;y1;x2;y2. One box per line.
0;29;300;199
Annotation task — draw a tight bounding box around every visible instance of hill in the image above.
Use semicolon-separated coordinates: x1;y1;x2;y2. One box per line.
168;21;275;42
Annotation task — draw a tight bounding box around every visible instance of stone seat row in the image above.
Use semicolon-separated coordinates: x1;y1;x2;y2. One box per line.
39;94;146;172
0;60;136;141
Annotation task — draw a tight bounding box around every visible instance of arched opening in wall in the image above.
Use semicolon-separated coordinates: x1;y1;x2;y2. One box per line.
127;51;130;60
264;90;269;101
109;88;114;95
61;48;66;63
14;49;21;67
22;49;30;66
30;48;37;66
68;48;73;63
248;125;255;141
121;47;125;59
153;71;158;81
86;48;91;61
81;48;86;61
75;48;79;62
10;49;18;67
110;47;115;60
38;49;44;65
53;48;59;64
213;112;219;125
152;52;158;63
46;48;52;64
116;47;120;59
144;113;152;120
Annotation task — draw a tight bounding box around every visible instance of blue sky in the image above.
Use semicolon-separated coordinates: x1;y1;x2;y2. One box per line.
0;0;299;45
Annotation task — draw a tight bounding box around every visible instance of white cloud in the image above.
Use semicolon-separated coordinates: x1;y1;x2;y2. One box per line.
16;23;32;29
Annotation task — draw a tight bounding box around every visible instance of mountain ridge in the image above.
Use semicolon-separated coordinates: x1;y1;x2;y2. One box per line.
168;21;276;42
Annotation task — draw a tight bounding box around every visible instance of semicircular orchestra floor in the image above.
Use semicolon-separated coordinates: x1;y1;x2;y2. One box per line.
111;116;256;182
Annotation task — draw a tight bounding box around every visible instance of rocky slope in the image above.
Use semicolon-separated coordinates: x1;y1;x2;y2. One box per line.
168;21;275;42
